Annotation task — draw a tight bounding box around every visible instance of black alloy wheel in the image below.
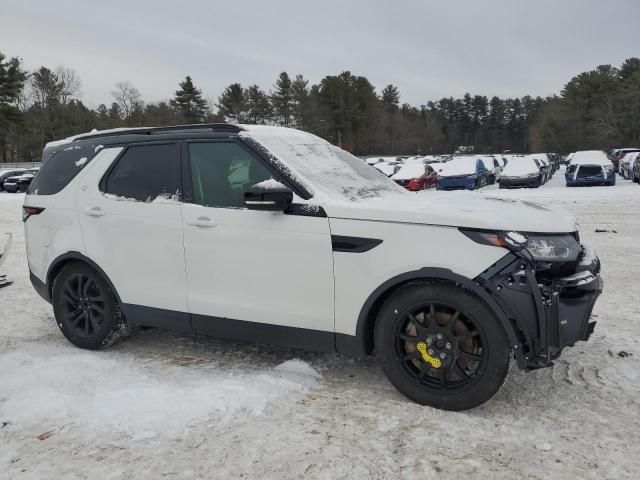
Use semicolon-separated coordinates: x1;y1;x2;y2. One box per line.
59;272;107;338
52;263;128;349
394;303;487;392
375;283;510;410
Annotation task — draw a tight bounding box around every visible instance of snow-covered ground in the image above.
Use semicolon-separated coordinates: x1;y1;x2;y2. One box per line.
1;172;640;479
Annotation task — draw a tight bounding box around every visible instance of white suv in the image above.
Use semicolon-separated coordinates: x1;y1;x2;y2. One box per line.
25;124;603;410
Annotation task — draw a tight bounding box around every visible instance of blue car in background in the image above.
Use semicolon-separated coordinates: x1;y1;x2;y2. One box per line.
436;157;491;190
565;150;616;187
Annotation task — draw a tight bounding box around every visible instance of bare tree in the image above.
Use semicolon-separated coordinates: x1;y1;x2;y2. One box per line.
55;66;82;105
111;81;142;119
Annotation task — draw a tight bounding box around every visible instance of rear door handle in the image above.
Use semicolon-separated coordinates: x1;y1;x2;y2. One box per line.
84;207;106;217
186;216;216;228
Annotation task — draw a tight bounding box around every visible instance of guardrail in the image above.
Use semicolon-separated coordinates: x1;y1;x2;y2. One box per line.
0;162;42;169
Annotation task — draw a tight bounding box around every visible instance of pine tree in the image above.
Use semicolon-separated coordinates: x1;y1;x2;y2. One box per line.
108;102;123;122
245;85;271;124
0;51;28;161
216;83;246;122
0;51;28;129
271;72;293;127
291;74;309;128
381;84;400;112
171;76;207;123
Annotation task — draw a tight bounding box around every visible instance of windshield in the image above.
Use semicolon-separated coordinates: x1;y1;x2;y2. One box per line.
239;125;406;203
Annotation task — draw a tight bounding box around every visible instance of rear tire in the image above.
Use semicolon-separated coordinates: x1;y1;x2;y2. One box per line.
374;283;510;410
52;263;128;349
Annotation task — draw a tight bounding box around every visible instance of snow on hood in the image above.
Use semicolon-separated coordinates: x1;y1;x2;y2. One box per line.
391;163;425;180
502;157;539;177
570;150;611;166
439;157;478;176
239;125;406;203
323;191;577;233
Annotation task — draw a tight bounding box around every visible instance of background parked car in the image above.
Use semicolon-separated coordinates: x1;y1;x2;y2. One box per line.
565;150;615;186
373;160;402;177
479;156;502;184
499;156;544;188
0;168;26;191
391;162;437;190
633;157;640;183
3;168;39;193
611;148;639;172
436;156;490;190
619;151;640;179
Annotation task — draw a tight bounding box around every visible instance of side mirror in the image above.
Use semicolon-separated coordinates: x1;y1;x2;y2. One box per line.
244;180;293;211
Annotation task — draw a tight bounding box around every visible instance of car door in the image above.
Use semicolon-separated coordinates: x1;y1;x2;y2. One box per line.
180;140;335;347
75;142;190;329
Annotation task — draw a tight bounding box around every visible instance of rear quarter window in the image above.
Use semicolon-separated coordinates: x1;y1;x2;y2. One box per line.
28;145;97;195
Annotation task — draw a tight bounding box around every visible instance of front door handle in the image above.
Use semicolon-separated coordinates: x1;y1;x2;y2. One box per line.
84;207;106;217
186;216;216;228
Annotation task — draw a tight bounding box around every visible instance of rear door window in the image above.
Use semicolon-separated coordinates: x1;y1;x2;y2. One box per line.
28;145;96;195
104;143;179;202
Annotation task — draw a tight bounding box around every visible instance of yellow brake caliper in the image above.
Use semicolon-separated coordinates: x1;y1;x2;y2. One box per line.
416;342;442;369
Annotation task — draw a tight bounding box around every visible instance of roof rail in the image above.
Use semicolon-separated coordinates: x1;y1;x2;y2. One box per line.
73;123;242;142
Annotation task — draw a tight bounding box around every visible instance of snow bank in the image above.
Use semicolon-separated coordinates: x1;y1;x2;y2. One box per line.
0;345;317;437
274;359;322;378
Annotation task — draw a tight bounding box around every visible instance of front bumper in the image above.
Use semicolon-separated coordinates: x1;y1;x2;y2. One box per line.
500;176;539;188
437;176;476;190
477;246;602;369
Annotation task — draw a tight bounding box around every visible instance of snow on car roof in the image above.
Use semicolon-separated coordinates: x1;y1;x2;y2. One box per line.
570;150;612;166
439;156;478;176
239;125;406;203
391;163;426;180
45;127;149;148
502;156;539;176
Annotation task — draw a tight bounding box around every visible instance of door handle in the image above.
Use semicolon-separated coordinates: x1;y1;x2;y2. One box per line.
84;207;106;217
186;216;216;228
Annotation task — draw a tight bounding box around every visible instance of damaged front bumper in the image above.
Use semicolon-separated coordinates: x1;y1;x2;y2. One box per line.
476;245;603;370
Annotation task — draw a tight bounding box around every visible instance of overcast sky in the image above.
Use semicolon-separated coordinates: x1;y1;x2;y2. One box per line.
3;0;639;108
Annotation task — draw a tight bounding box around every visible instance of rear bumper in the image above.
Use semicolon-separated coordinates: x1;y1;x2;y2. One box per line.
566;172;615;186
477;246;602;369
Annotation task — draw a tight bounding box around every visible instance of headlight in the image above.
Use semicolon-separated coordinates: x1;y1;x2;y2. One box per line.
460;230;582;261
525;234;581;261
604;165;614;172
466;174;476;179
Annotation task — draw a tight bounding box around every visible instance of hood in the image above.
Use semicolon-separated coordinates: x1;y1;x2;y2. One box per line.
323;191;577;233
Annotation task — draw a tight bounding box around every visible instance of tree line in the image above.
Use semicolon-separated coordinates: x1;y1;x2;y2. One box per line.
1;48;639;163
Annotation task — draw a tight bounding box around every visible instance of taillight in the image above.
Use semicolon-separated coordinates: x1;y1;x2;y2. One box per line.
22;206;44;222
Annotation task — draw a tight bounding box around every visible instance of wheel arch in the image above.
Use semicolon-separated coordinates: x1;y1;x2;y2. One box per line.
336;267;520;358
46;251;122;304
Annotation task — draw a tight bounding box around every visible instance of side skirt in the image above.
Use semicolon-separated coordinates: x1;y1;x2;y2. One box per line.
121;303;341;354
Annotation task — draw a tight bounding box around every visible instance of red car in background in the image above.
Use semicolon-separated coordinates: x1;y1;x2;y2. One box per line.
391;162;438;190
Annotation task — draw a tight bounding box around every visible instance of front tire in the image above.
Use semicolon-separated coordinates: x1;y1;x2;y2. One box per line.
374;283;510;410
52;263;128;349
